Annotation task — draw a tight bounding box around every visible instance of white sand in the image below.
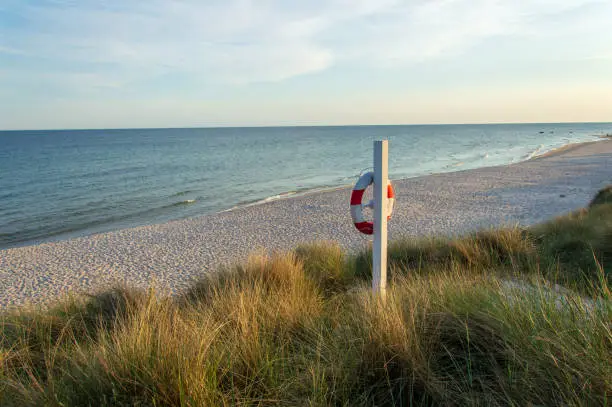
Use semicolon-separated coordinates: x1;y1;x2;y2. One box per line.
1;140;610;309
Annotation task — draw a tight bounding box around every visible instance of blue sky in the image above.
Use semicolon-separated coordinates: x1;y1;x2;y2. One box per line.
1;0;611;130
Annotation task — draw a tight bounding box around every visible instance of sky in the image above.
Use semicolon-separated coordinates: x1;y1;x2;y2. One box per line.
1;0;612;130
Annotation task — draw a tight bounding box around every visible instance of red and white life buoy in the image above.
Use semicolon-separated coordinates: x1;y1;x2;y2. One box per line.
350;172;395;235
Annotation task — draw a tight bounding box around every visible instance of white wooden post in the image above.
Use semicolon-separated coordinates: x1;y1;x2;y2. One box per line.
373;140;388;297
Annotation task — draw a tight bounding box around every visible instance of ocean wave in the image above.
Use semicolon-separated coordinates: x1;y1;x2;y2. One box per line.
220;185;349;213
166;199;196;208
444;161;465;169
525;137;605;161
227;191;299;209
523;144;544;160
261;191;297;202
171;190;193;197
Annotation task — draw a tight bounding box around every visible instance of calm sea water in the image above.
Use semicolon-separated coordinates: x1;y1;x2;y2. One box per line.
1;123;611;249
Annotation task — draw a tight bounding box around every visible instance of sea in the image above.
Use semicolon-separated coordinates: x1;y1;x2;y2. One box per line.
1;123;611;250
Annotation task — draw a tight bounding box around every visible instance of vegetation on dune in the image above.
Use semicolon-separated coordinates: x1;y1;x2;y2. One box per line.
1;189;611;406
590;185;612;208
378;198;612;295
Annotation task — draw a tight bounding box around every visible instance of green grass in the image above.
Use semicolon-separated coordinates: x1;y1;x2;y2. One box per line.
590;186;612;208
1;192;611;406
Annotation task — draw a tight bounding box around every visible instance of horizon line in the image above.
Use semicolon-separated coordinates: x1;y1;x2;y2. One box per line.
1;120;612;133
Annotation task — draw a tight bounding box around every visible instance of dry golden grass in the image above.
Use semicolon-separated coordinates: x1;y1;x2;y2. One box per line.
1;197;611;406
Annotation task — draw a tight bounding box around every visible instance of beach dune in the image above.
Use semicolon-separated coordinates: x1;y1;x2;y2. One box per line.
1;140;610;309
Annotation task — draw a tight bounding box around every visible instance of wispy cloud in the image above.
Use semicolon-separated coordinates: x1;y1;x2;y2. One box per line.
2;0;610;87
1;0;612;129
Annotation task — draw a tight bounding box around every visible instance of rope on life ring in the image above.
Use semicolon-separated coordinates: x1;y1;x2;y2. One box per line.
349;171;395;235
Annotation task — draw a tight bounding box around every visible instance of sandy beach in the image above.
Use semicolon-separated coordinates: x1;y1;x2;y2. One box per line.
1;140;610;309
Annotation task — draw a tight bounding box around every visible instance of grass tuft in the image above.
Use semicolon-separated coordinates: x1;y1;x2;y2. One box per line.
589;185;612;208
2;189;612;405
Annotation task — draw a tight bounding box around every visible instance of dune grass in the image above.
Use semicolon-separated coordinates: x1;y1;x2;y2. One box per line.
1;193;611;405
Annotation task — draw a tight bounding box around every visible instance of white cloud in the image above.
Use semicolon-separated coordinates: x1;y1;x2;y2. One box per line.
2;0;611;88
3;0;339;84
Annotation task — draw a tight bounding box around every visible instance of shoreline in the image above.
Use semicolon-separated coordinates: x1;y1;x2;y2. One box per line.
221;138;607;215
227;138;608;204
532;139;601;159
1;140;611;309
2;137;607;252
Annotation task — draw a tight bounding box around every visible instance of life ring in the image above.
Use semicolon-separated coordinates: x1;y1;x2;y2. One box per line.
350;172;395;235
